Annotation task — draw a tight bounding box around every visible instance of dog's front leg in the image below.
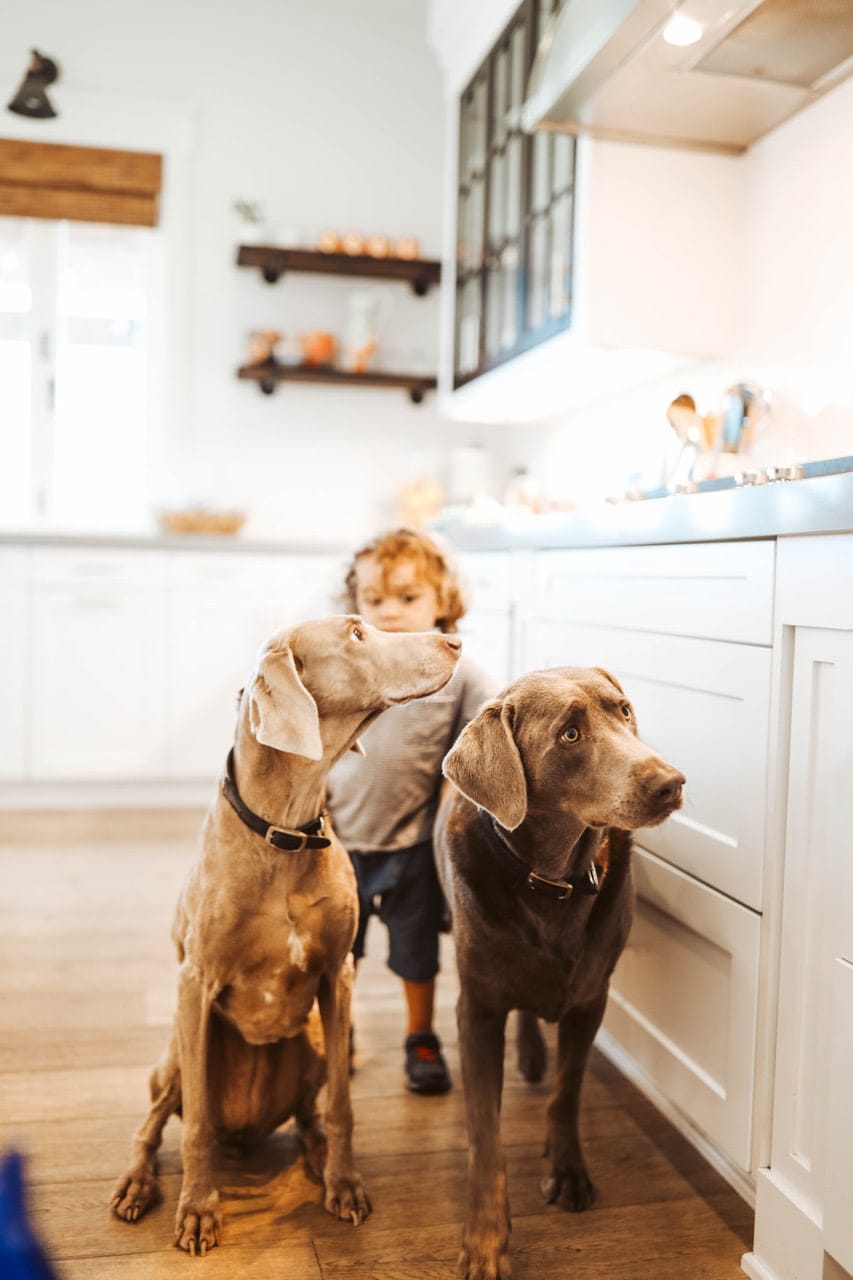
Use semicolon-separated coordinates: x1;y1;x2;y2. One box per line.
317;957;371;1225
541;991;608;1212
174;963;221;1256
458;991;510;1280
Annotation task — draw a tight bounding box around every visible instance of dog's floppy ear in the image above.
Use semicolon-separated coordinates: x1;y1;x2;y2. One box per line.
443;698;527;830
592;666;625;696
248;645;323;760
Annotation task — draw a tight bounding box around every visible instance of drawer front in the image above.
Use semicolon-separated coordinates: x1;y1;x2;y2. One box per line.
167;551;272;593
603;848;761;1172
457;553;513;613
533;541;775;644
33;547;165;587
525;620;771;909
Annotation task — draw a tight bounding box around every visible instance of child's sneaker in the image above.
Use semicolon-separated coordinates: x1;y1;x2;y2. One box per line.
404;1031;452;1095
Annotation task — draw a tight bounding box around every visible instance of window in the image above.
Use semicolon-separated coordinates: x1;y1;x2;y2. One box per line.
0;138;163;529
454;0;575;387
0;216;158;527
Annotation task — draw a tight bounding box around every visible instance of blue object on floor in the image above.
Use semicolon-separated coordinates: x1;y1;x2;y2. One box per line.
0;1150;59;1280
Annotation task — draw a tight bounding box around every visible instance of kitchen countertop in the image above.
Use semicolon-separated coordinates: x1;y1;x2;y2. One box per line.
0;529;349;556
437;463;853;553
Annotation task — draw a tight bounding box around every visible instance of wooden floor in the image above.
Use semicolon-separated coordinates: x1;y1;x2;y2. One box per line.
0;814;753;1279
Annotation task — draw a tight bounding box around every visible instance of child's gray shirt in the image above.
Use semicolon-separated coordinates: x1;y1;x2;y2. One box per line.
327;656;495;853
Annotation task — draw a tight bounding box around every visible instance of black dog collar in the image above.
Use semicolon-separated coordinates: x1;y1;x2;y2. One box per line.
477;809;602;902
222;750;331;852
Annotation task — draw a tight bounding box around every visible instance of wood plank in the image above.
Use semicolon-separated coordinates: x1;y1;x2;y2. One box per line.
0;822;752;1279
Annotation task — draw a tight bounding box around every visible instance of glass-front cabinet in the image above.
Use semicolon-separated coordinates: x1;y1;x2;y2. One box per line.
454;0;574;388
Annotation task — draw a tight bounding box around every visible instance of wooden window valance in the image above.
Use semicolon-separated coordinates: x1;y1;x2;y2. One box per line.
0;139;163;227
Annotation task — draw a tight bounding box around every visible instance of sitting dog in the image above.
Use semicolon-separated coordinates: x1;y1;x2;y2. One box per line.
435;666;684;1280
111;615;460;1255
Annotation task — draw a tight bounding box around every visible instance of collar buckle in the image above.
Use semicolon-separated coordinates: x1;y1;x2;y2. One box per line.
526;870;574;900
265;826;307;851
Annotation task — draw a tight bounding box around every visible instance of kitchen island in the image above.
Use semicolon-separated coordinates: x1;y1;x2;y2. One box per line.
439;467;853;1280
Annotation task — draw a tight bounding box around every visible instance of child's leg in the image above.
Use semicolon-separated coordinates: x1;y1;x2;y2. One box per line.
403;977;436;1036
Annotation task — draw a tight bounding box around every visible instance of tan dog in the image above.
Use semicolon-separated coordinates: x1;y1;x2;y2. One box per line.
435;666;684;1280
111;615;460;1255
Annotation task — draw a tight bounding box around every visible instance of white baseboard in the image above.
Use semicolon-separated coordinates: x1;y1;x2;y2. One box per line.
0;781;212;812
595;1028;756;1208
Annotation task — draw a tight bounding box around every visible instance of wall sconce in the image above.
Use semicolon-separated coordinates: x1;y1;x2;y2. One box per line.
7;50;61;119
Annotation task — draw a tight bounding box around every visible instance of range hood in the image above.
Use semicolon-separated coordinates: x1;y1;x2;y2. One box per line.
522;0;853;154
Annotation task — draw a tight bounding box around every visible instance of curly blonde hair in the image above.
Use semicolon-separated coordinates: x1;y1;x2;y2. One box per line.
340;527;466;634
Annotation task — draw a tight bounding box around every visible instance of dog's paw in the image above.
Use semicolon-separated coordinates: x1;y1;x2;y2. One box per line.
541;1165;596;1212
110;1168;161;1222
458;1235;511;1280
174;1189;222;1256
323;1170;371;1225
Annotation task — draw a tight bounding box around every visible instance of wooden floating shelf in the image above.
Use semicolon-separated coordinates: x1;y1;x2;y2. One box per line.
236;244;441;295
238;360;438;404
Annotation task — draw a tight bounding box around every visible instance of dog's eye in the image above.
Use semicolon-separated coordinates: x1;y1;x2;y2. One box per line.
351;627;364;642
561;726;579;744
621;704;633;719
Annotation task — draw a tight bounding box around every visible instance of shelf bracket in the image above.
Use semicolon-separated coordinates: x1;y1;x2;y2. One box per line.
259;379;276;395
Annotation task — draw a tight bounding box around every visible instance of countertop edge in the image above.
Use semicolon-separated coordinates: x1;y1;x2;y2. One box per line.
436;470;853;552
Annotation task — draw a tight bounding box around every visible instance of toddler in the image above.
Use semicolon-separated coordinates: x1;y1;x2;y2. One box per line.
327;528;495;1094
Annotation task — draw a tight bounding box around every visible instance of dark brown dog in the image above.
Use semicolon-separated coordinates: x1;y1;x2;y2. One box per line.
435;666;685;1280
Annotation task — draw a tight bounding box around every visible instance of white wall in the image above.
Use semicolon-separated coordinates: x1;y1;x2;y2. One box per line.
520;77;853;503
1;0;515;542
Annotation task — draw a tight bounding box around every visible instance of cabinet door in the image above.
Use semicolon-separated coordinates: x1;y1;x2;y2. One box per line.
458;608;511;689
167;593;269;779
165;553;343;780
0;552;31;781
524;619;771;909
767;627;853;1220
603;847;761;1173
30;587;166;780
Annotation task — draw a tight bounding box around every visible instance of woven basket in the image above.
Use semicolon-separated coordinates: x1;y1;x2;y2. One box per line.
158;508;246;536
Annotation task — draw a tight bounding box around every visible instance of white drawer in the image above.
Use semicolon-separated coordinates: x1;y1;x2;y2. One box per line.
167;551;273;593
457;552;513;613
32;547;165;587
533;541;775;644
525;620;771;910
603;847;761;1173
0;547;32;585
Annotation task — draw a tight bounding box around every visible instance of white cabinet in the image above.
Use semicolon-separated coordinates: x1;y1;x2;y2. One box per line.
0;549;31;781
524;539;773;1181
746;534;853;1280
430;0;742;423
457;552;516;688
29;551;167;781
605;848;761;1172
165;552;341;780
531;541;775;644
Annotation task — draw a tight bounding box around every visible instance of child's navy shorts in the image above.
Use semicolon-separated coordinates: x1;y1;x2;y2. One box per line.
348;840;445;983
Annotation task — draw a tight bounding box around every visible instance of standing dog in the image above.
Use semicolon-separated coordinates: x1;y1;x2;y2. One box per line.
111;615;460;1254
436;666;684;1280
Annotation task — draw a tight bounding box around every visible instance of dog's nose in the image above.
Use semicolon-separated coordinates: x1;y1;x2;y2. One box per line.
444;636;462;653
652;766;685;806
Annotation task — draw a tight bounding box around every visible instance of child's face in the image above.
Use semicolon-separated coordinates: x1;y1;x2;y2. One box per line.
354;554;441;633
